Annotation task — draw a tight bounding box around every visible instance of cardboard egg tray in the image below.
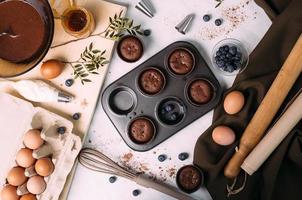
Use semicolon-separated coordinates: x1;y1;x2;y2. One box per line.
0;93;81;200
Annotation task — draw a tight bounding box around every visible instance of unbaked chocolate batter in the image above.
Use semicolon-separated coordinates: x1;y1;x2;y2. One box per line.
0;0;46;63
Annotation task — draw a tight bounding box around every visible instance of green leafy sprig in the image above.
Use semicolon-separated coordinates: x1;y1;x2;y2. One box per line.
104;10;143;40
64;42;109;85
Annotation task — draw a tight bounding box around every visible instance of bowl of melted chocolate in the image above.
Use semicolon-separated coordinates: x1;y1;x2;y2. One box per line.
0;0;54;77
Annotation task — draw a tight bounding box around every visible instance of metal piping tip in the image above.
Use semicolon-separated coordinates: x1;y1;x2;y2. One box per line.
175;14;195;34
141;0;155;14
135;4;153;18
58;92;73;103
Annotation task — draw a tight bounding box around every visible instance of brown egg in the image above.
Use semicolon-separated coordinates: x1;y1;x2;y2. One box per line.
223;91;245;115
35;158;54;177
20;194;37;200
27;176;46;195
1;185;19;200
23;129;44;150
40;59;64;79
212;126;236;146
16;148;36;168
7;167;27;186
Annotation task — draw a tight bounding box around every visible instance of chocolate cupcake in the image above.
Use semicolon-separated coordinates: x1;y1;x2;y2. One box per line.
168;49;194;75
129;117;155;144
188;79;213;105
139;68;165;95
117;36;143;62
176;165;203;193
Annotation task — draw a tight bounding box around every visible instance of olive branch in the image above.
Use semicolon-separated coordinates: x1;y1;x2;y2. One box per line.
63;42;109;85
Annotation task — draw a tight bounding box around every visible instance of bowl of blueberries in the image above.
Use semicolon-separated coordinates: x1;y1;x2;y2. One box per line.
212;38;249;76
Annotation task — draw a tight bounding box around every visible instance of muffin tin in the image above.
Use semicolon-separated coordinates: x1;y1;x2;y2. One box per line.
102;41;222;151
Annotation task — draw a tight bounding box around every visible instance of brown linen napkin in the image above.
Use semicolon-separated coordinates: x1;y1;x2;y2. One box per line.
193;0;302;200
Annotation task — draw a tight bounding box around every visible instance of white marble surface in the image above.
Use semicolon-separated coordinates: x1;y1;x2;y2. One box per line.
67;0;271;199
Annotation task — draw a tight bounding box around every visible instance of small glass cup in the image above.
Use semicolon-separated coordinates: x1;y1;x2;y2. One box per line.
211;38;249;76
61;6;95;38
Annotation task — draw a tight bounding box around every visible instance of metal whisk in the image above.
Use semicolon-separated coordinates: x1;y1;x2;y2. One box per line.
78;148;195;200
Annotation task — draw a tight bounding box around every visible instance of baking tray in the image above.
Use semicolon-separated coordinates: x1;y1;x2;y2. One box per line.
102;41;223;151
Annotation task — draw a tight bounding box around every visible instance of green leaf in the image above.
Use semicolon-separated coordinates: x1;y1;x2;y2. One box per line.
133;25;141;30
89;43;93;51
114;13;117;20
91;72;99;75
74;64;81;68
83;79;92;82
119;10;123;18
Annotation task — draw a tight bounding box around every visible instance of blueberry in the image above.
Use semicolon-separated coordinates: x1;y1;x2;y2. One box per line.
143;29;151;36
161;108;167;114
164;104;174;112
109;176;117;183
216;51;222;56
215;18;223;26
216;60;225;68
226;53;232;59
229;46;237;55
225;63;235;73
57;126;66;134
224;45;230;52
234;61;241;70
65;79;74;87
170;113;178;121
219;47;224;52
203;14;211;22
178;152;189;161
235;52;242;59
132;189;141;196
158;154;167;162
214;55;220;61
220;54;226;60
72;113;81;120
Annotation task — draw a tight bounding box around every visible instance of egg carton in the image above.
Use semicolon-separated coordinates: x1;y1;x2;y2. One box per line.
0;92;81;200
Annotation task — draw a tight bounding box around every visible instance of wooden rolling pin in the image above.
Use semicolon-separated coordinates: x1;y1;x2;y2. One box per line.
224;34;302;179
241;91;302;175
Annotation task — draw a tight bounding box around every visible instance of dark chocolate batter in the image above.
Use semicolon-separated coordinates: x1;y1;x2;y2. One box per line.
0;0;46;63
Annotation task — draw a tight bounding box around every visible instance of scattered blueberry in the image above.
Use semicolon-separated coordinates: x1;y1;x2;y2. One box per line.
214;18;223;26
143;29;151;36
57;126;66;134
65;79;74;87
158;154;167;162
72;113;81;120
170;113;178;121
203;14;211;22
178;152;189;161
109;176;117;183
132;189;141;196
164;104;174;112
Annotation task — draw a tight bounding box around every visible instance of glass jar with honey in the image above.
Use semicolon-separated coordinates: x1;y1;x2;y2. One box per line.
61;6;95;38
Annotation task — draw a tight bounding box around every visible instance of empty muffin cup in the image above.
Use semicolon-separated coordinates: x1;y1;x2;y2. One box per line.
187;79;214;106
128;117;156;144
167;48;195;75
157;97;185;126
176;165;204;193
108;87;137;115
117;35;144;62
138;68;166;95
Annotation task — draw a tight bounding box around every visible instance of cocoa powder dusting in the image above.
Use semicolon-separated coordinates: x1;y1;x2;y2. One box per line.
198;0;255;40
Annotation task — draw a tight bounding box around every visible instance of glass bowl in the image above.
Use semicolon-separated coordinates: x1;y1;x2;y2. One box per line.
211;38;249;76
